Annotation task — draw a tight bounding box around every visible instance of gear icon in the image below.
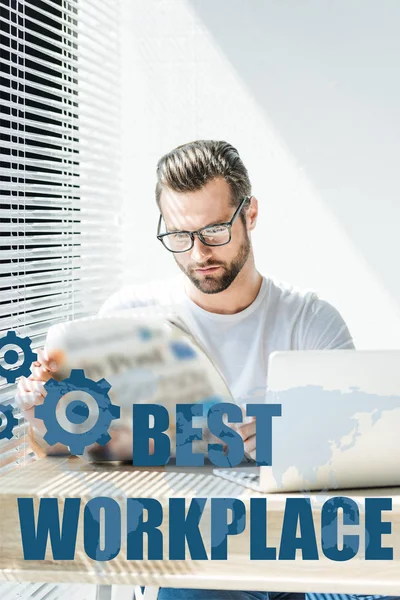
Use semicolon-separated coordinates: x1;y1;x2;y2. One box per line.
0;403;18;440
0;330;37;384
35;369;120;455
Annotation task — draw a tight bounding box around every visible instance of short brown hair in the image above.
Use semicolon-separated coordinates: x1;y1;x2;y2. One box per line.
155;140;251;210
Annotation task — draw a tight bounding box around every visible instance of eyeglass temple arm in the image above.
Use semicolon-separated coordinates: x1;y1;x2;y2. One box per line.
157;213;162;236
230;195;251;225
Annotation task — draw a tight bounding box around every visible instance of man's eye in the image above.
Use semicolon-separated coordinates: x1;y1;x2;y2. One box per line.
170;232;190;243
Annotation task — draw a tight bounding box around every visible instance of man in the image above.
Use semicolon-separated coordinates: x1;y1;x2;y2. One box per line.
16;140;396;600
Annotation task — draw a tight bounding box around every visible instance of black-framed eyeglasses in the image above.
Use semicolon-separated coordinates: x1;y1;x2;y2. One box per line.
156;195;251;253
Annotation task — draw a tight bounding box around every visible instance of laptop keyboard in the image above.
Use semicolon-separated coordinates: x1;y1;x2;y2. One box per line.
213;468;262;492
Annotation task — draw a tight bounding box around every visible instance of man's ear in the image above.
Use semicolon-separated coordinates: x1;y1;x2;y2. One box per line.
246;196;258;231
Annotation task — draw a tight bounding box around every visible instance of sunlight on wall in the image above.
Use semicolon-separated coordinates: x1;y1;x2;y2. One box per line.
120;0;400;349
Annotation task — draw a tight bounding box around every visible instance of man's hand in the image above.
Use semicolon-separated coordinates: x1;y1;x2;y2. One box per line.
15;350;152;460
16;348;57;415
15;349;70;455
232;404;257;460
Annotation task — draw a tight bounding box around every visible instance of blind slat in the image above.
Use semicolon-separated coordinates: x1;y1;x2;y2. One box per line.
1;17;120;66
1;283;119;313
0;207;119;220
1;140;119;164
1;308;91;339
1;0;123;485
4;182;118;194
5;8;78;40
0;267;120;289
0;235;119;247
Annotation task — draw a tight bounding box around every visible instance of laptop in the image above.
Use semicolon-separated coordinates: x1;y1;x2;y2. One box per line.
213;350;400;493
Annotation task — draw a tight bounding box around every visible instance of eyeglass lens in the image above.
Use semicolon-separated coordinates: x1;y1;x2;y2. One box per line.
163;225;230;252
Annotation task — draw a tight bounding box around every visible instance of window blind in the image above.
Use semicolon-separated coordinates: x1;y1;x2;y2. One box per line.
1;1;123;597
0;0;123;478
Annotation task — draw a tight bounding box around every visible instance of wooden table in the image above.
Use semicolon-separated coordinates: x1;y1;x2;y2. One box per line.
1;456;400;597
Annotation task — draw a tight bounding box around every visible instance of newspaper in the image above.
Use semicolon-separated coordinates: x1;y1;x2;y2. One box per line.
43;306;235;461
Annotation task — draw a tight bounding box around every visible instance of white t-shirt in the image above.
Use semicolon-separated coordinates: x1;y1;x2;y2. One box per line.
98;274;354;404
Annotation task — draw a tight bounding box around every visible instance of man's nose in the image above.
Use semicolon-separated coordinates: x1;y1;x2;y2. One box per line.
190;235;212;263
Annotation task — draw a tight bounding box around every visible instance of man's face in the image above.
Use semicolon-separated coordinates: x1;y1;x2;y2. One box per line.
159;178;251;294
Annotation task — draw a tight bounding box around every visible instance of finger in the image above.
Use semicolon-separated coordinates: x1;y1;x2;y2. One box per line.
18;376;30;393
248;448;256;461
230;412;254;429
235;419;256;442
244;434;257;455
30;364;43;379
36;348;58;372
15;390;44;411
16;381;47;406
30;380;47;396
149;438;155;455
17;376;46;396
30;363;54;382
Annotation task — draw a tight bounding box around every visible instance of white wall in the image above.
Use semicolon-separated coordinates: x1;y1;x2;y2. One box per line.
120;0;400;349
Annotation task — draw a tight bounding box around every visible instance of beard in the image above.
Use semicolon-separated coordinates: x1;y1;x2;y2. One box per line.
175;231;251;294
